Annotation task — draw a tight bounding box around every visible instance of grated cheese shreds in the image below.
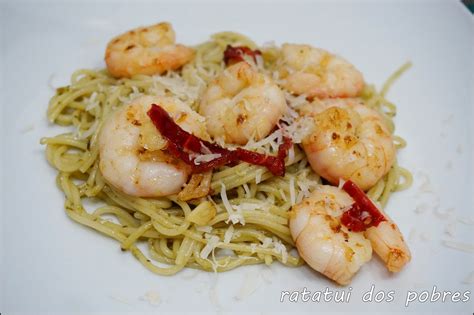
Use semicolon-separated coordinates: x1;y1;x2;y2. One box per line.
295;171;319;203
227;213;245;225
242;183;251;198
220;182;234;215
216;248;236;258
289;176;296;206
285;92;309;110
151;72;201;103
264;195;274;208
221;182;245;225
200;142;213;154
273;239;288;263
255;169;263;184
282;116;314;144
250;243;257;253
287;146;295;164
442;240;474;253
282;106;300;123
296;191;305;204
236;202;265;212
224;225;234;244
85;92;99;111
193;153;222;165
261;237;273;248
200;235;220;259
77;119;99;140
119;86;143;104
338;178;346;190
216;97;308;156
296;172;319;201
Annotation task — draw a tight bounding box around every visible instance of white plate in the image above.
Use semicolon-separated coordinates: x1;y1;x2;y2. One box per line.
1;0;473;314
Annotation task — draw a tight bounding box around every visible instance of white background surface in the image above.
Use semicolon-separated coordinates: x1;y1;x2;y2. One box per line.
1;0;474;314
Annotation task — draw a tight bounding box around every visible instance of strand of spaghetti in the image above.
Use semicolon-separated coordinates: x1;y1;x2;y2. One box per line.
85;162;106;196
207;213;292;244
47;146;82;172
175;236;196;266
393;135;407;149
191;246;262;272
151;219;190;237
121;221;153;250
149;241;207;270
79;129;102;172
59;173;83;211
158;238;176;259
41;134;88;150
48;85;105;121
381;62;412;97
367;177;386;201
129;245;186;276
215;242;301;265
93;206;139;227
66;210;127;242
379;163;400;208
211;167;273;192
395;167;413;191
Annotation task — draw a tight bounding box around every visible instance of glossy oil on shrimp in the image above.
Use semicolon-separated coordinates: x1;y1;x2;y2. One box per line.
289;185;373;285
105;22;194;78
290;184;411;285
199;61;287;145
278;44;364;99
300;98;395;191
99;95;208;197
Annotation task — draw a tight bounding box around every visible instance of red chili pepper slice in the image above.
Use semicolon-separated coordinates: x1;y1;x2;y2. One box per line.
147;104;291;176
223;45;262;66
340;180;386;232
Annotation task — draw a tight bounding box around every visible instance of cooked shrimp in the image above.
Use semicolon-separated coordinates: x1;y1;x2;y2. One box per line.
301;98;395;191
105;22;194;78
289;185;372;285
279;44;364;98
199;61;287;145
365;209;411;272
99;95;208;197
290;184;411;284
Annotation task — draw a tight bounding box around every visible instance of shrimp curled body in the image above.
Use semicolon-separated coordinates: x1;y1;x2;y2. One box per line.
290;185;411;284
279;44;364;98
289;185;372;285
199;61;287;145
105;22;194;78
99;95;208;197
301;98;395;191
